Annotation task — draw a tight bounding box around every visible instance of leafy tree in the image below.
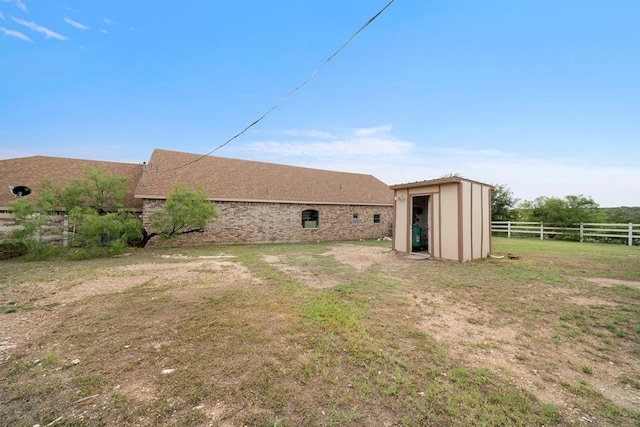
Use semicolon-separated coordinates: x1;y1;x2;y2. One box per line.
59;165;130;214
9;180;59;240
140;184;217;247
438;172;464;179
9;168;218;256
8;180;61;259
491;184;519;221
518;195;605;226
9;167;142;258
70;208;142;255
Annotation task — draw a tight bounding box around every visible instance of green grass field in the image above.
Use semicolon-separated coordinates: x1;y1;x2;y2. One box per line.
1;237;639;426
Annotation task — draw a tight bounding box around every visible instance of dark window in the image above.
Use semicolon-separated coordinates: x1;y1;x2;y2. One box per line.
353;213;359;224
302;209;319;228
373;214;381;224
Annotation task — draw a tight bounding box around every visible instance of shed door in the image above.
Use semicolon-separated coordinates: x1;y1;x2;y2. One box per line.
411;195;429;253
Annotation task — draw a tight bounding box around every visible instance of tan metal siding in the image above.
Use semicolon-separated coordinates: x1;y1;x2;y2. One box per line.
440;184;459;261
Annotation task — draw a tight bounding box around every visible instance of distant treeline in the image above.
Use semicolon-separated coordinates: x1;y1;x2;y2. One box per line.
491;184;640;225
600;206;640;224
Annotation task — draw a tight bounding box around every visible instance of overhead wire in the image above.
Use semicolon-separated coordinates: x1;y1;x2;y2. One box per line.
156;0;396;173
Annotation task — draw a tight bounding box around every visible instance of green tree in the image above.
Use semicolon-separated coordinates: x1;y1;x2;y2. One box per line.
491;184;519;221
59;165;130;214
9;169;218;256
518;195;604;226
140;184;218;247
9;167;142;258
8;180;61;259
70;209;142;255
59;166;141;253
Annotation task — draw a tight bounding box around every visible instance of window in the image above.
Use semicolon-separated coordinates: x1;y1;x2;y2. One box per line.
302;209;319;228
373;214;381;224
352;213;359;224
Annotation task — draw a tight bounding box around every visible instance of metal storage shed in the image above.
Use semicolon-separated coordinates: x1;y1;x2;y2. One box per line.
390;177;493;262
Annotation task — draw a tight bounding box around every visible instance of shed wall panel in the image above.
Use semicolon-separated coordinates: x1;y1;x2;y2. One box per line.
461;181;472;262
431;193;440;258
393;189;410;252
482;186;492;257
440;184;459;261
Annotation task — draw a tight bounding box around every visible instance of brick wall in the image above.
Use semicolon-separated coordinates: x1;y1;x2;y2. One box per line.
142;199;393;246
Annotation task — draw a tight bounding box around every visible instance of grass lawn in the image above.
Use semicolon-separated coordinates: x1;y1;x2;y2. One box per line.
0;237;639;426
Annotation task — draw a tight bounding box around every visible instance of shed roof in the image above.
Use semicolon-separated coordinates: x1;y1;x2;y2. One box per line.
137;149;394;206
0;156;143;210
390;177;494;190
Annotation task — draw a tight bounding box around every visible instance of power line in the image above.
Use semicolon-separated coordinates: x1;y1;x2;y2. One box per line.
158;0;396;173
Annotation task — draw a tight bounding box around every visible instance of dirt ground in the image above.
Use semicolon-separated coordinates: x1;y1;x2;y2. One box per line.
1;243;639;423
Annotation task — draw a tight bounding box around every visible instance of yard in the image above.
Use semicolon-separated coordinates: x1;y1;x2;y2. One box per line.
1;238;639;426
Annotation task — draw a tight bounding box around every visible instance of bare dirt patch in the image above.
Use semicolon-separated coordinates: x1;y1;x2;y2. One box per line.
584;277;640;290
1;256;258;362
413;289;640;414
261;243;402;289
261;253;339;289
324;243;397;271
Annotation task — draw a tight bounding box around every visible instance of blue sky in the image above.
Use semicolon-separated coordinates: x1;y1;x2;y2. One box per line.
1;0;639;207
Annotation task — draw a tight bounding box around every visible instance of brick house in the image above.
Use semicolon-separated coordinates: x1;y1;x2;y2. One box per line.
138;149;394;244
0;150;394;245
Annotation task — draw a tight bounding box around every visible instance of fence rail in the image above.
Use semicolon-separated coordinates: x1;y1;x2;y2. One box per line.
492;221;640;246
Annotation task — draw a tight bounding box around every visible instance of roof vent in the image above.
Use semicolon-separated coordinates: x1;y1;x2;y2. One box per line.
9;185;31;197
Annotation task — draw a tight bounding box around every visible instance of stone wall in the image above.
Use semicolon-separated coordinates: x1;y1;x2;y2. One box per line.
0;211;70;245
142;199;393;246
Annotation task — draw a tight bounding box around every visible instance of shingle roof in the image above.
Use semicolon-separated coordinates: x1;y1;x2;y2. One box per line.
136;149;394;206
0;156;143;209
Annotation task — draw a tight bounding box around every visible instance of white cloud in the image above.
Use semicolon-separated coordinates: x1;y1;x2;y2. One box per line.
238;126;639;207
353;125;392;137
0;11;5;20
12;16;67;40
280;129;335;139
64;17;89;30
246;126;414;160
1;0;26;12
0;25;31;41
102;17;135;32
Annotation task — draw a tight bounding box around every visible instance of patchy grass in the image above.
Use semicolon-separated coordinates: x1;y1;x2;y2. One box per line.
0;238;639;426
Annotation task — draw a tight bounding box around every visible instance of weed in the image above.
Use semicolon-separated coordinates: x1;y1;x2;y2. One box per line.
602;403;623;421
582;365;593;375
541;403;562;423
561;379;601;397
74;374;107;396
42;351;57;366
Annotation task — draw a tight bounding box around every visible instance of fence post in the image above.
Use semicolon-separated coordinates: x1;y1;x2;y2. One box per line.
63;216;69;247
540;222;544;240
630;223;633;247
507;221;511;238
580;223;584;243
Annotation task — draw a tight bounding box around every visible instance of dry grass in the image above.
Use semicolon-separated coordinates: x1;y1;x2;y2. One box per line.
0;238;639;426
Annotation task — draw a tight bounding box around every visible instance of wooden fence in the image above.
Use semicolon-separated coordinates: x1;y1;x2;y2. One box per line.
492;221;640;246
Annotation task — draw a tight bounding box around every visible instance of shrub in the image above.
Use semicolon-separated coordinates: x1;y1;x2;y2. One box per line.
0;241;28;260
